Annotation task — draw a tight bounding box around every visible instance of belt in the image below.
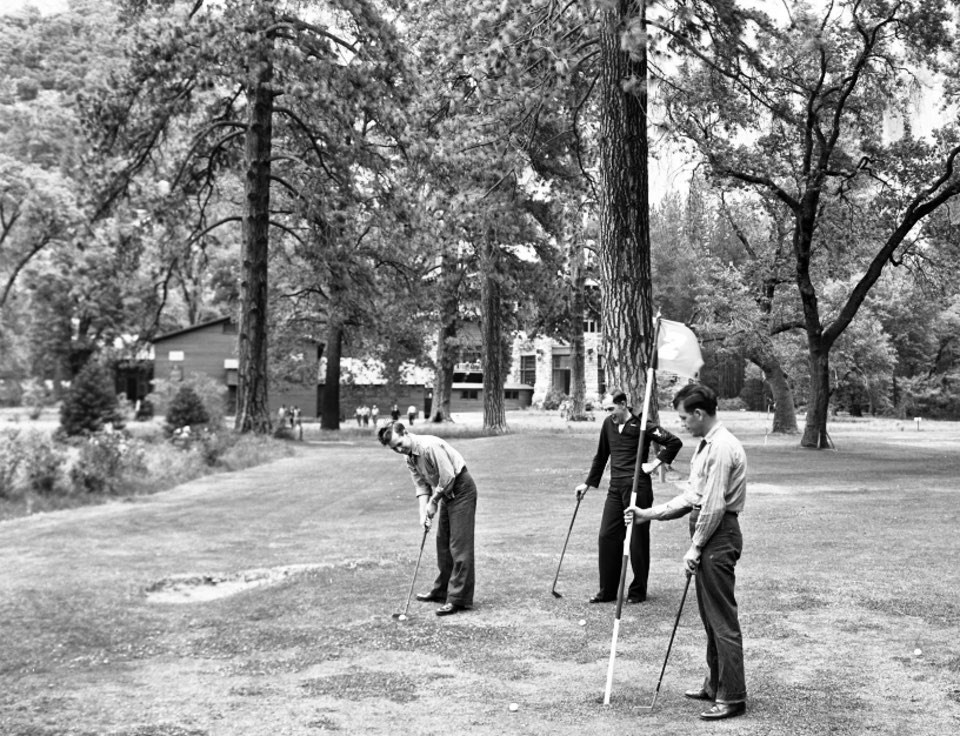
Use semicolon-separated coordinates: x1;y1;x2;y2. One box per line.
691;506;739;516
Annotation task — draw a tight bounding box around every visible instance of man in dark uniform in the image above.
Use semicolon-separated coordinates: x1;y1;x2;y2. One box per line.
626;383;748;720
575;390;682;604
379;421;477;616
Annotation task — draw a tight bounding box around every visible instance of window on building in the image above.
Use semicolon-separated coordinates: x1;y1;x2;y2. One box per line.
461;390;479;400
504;390;519;400
520;355;536;386
583;319;599;333
552;354;571;394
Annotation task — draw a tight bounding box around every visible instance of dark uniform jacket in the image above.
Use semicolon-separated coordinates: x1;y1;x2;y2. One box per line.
586;410;682;486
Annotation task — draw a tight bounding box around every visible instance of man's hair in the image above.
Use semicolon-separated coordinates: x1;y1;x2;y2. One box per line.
609;389;628;405
673;383;718;416
377;421;406;446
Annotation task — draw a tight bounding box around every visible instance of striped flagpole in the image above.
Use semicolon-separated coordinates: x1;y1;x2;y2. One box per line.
603;310;662;704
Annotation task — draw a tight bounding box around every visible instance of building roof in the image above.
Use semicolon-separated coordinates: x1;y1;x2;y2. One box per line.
153;316;231;343
452;382;534;391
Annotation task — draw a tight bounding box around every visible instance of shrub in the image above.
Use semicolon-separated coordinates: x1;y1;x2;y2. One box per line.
69;430;146;494
60;362;125;436
0;428;24;499
21;378;47;420
149;373;227;429
22;433;67;495
165;386;210;435
541;390;567;411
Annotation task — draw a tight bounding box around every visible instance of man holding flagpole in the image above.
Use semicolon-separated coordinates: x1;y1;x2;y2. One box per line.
625;383;748;721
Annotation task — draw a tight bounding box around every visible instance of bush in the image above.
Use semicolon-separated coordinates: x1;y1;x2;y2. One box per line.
149;373;227;429
897;373;960;420
165;386;210;435
23;433;67;495
69;430;146;494
0;428;25;499
60;362;125;436
540;390;567;411
21;378;47;420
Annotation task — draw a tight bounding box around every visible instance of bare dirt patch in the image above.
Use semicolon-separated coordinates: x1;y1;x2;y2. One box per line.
143;564;327;603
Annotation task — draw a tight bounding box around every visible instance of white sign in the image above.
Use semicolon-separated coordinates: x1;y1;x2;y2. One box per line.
224;359;239;369
168;351;184;362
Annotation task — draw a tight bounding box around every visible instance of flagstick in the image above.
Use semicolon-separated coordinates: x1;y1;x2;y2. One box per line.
603;313;661;705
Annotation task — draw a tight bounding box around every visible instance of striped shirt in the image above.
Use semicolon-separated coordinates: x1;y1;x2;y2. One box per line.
405;434;466;498
648;421;747;548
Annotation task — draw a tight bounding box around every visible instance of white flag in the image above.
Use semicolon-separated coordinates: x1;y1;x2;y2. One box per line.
657;319;703;378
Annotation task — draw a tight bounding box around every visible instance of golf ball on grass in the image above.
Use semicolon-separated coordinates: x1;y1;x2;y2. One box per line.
578;619;586;626
508;703;519;712
397;614;407;621
914;648;922;656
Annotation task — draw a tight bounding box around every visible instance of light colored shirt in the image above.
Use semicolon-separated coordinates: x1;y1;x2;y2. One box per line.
648;421;747;548
405;434;466;498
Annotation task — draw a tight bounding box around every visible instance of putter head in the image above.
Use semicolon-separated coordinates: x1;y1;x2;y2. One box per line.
391;612;408;621
551;589;563;599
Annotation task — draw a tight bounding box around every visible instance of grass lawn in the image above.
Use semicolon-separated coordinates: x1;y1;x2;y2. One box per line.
1;410;959;735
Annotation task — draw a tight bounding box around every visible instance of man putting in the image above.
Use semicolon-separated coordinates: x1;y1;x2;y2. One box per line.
378;421;477;616
575;390;682;604
625;383;748;721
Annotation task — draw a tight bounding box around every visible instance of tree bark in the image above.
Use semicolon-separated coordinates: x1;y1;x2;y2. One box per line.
801;348;832;448
320;321;343;430
235;36;273;434
430;247;460;423
480;234;507;433
764;362;798;433
568;233;588;420
597;0;655;407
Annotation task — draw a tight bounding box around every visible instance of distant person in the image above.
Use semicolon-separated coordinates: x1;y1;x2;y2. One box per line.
371;404;380;428
361;404;371;427
407;404;417;425
391;404;401;422
292;406;302;440
355;405;363;427
625;383;748;721
278;405;287;425
574;389;682;604
378;421;477;616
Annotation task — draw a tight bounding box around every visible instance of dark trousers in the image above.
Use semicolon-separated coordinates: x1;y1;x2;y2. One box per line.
429;468;477;607
690;509;746;704
597;477;652;601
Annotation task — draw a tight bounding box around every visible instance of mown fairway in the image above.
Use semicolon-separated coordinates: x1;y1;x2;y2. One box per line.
2;413;959;735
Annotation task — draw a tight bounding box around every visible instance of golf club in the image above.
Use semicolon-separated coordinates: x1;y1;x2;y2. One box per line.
637;572;692;710
392;525;430;620
551;492;583;598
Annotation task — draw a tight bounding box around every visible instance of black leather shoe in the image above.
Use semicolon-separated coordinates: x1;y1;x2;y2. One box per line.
684;688;714;701
435;603;464;616
416;592;445;603
627;596;646;604
699;702;746;720
588;594;614;603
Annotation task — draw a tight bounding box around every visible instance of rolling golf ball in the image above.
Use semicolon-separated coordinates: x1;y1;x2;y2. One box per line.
914;648;922;656
508;703;519;712
578;619;586;626
398;614;407;621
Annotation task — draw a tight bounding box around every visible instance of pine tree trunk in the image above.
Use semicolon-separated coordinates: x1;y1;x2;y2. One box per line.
480;235;507;433
235;40;273;435
597;1;655;406
430;248;459;423
801;349;831;448
568;235;587;420
321;321;343;430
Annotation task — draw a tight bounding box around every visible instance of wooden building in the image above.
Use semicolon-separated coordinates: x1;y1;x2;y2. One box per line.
152;317;317;416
